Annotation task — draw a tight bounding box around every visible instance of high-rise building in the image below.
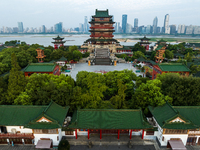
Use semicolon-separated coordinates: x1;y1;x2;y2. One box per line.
54;22;62;33
163;14;170;34
153;17;158;34
41;25;46;33
194;26;200;34
84;16;88;32
185;25;194;34
13;27;18;33
18;22;24;33
146;25;151;34
122;14;127;33
115;22;120;33
157;27;161;33
126;23;132;33
79;23;83;32
170;25;176;34
134;18;138;28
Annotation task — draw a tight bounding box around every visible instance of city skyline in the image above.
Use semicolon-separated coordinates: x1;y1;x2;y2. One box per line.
0;0;200;28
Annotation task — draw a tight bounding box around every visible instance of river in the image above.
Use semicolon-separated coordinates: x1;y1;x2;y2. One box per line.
0;34;200;47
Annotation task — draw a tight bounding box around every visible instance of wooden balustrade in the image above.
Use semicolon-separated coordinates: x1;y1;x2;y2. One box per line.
0;133;34;138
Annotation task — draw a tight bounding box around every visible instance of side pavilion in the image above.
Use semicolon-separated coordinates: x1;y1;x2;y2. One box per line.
68;109;153;140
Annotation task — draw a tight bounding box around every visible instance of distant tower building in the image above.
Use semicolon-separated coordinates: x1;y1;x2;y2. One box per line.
54;22;62;33
18;22;24;33
153;17;158;34
126;23;132;33
41;25;46;33
134;18;138;28
185;25;194;34
79;23;83;32
163;14;170;34
146;25;151;34
115;22;120;33
84;16;88;32
181;25;186;34
170;25;176;34
177;25;182;34
122;14;127;33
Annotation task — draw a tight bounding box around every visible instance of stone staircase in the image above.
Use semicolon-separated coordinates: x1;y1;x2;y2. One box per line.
95;48;110;65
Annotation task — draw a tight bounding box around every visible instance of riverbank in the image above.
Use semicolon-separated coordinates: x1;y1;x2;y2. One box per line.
116;38;200;43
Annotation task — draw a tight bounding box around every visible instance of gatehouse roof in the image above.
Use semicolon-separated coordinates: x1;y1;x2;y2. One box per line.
68;109;153;130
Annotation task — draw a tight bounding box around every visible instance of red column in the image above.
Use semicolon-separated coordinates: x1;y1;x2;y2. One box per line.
75;129;77;139
118;130;120;139
88;130;90;139
100;130;102;139
142;130;145;139
130;130;132;139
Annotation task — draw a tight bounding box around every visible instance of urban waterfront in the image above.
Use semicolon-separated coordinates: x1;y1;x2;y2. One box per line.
0;34;200;47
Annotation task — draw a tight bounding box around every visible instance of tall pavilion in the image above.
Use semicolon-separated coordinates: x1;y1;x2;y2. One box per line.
52;35;66;50
139;36;151;51
85;9;118;45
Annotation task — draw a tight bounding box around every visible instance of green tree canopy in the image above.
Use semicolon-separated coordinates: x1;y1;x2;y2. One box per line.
7;53;26;104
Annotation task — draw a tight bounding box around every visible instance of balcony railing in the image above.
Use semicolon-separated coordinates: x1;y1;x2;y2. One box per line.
90;35;114;37
0;133;34;138
90;26;114;29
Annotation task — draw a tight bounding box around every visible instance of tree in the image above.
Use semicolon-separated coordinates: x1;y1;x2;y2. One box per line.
185;52;192;62
165;49;174;59
132;43;146;54
14;74;75;106
110;80;127;109
132;51;146;60
69;45;78;52
131;79;171;109
58;139;70;150
0;77;8;104
7;53;26;104
72;50;82;61
157;73;200;106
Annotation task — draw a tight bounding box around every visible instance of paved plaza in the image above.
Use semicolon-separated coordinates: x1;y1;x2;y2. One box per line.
69;63;145;80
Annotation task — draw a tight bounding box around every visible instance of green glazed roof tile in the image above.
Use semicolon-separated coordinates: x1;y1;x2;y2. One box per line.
0;101;69;129
158;63;190;72
92;9;112;18
24;63;57;72
149;102;200;129
69;109;152;129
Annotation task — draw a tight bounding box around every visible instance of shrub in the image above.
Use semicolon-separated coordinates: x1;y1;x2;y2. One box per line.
58;139;70;150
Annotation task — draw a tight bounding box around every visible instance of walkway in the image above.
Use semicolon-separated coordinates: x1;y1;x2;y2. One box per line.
70;63;145;80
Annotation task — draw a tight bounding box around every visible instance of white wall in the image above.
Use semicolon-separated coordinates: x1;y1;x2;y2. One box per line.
161;134;188;146
6;126;32;133
34;133;60;146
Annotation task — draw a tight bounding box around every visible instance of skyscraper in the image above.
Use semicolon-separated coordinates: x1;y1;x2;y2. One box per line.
163;14;170;34
153;17;158;34
170;25;176;34
54;22;62;33
115;22;120;33
134;18;138;28
122;14;127;33
84;16;88;32
41;25;46;33
18;22;24;33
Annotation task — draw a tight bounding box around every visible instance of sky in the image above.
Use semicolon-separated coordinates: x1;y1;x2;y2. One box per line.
0;0;200;29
